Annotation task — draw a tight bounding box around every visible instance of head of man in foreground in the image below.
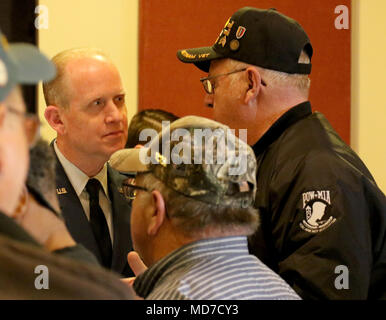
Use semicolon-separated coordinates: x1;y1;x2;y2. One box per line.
0;31;55;217
112;115;258;265
110;116;300;300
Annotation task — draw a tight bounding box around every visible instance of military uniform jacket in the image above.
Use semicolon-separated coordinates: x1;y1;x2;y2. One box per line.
249;101;386;300
54;151;133;277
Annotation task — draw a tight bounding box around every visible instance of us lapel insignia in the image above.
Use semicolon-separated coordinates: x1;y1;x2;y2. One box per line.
56;187;68;195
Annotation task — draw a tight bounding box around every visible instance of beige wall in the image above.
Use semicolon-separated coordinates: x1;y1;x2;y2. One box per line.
37;0;138;142
352;0;386;193
37;0;385;193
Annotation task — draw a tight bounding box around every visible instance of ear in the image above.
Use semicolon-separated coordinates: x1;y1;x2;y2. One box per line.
244;67;263;105
147;190;167;236
44;105;66;135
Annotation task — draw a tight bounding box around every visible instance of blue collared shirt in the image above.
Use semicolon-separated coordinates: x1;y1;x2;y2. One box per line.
134;236;301;300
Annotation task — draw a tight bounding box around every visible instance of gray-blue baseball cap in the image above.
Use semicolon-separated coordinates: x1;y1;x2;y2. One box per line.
0;30;56;102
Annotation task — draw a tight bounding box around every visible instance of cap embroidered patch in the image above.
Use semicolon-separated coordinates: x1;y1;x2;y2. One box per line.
299;190;336;233
198;53;210;59
236;26;246;39
180;50;196;59
215;18;235;48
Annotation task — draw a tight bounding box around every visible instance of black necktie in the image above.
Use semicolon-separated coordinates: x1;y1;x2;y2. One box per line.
86;178;112;268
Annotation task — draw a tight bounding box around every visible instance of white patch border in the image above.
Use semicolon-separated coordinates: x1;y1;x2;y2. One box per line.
299;190;336;233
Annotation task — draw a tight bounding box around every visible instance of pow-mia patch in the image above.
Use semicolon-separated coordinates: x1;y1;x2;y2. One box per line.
300;190;336;233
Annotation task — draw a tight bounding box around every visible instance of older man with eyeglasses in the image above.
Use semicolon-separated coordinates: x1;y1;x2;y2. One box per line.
177;7;386;299
110;116;301;300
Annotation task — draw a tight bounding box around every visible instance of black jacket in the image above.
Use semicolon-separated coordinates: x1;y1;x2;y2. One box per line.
249;102;386;299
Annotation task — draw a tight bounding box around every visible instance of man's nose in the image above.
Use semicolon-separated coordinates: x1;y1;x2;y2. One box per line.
203;93;214;108
105;100;124;123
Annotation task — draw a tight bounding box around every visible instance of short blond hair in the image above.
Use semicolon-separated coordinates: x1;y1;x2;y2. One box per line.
42;48;111;108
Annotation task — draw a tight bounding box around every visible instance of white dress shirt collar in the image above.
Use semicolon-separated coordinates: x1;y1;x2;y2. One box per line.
54;140;109;198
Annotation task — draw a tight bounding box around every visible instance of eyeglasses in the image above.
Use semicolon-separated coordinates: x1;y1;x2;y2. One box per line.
199;68;267;94
122;178;150;203
122;176;171;218
6;105;40;148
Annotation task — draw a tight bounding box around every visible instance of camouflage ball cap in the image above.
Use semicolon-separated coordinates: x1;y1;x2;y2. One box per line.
110;116;257;208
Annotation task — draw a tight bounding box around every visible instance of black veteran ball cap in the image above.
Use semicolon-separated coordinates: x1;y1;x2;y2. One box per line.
109;115;257;209
177;7;313;74
0;30;56;102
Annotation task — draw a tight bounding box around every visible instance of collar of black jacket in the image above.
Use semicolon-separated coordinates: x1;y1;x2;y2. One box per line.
252;101;312;156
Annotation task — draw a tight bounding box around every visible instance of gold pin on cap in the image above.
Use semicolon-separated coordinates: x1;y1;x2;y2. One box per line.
230;39;240;51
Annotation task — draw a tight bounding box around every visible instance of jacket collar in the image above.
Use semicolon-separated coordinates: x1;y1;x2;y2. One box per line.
252;101;312;156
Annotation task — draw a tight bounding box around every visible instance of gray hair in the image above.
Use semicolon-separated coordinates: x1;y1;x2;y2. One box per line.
228;51;311;95
139;173;260;237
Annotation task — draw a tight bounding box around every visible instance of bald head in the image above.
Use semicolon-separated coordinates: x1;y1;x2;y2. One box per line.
43;48;127;176
43;48;115;108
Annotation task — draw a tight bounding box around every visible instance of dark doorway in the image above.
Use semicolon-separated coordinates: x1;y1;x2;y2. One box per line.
0;0;38;113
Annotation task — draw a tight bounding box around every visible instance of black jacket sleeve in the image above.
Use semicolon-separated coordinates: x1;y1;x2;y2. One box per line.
267;151;383;299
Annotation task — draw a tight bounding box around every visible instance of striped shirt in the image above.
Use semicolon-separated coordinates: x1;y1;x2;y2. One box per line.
133;236;301;300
